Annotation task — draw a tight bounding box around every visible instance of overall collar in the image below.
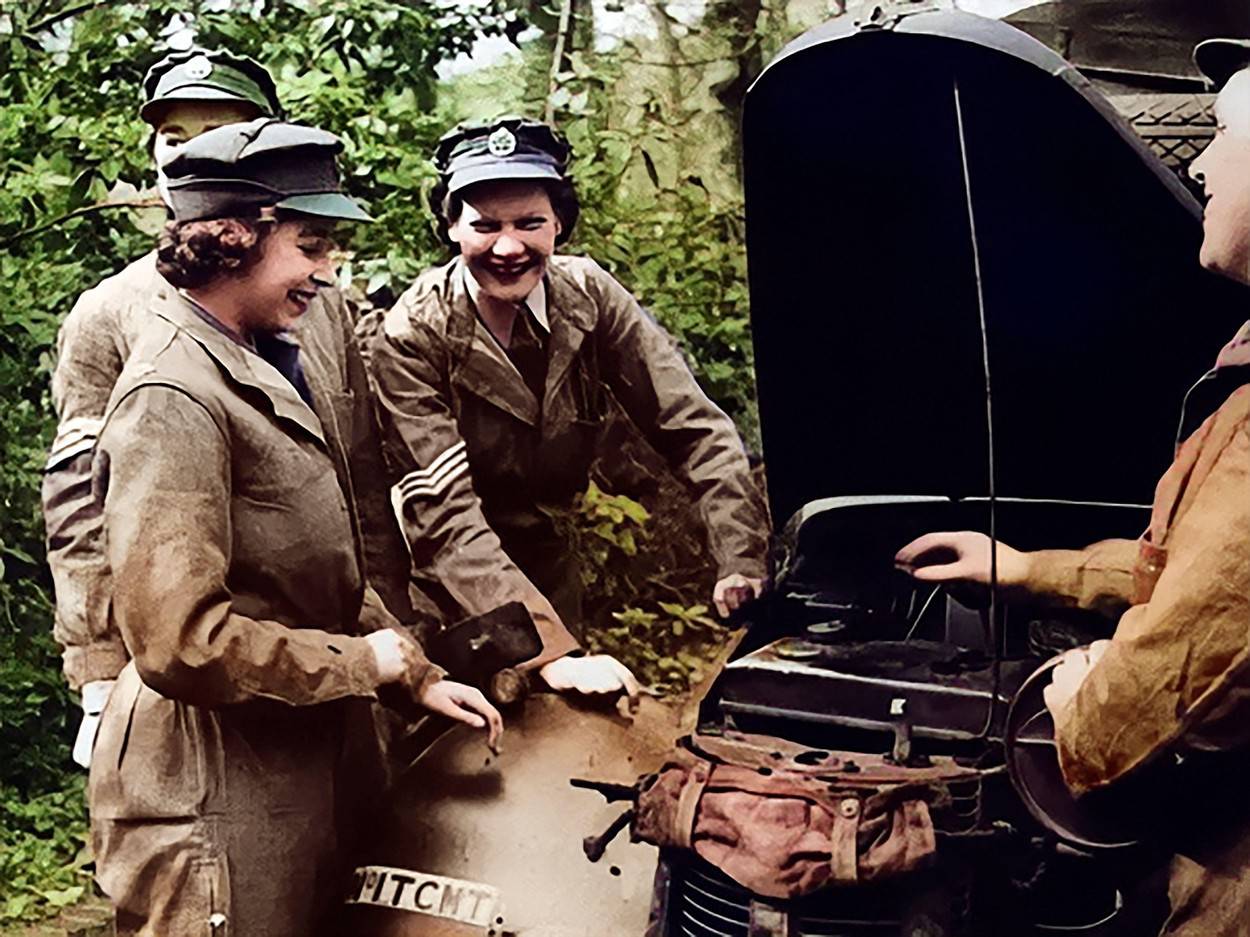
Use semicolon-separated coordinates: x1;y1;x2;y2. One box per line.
153;282;326;445
446;257;596;426
462;262;549;332
1214;320;1250;371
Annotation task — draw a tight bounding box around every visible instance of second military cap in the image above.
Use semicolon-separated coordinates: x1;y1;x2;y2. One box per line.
1195;38;1250;91
162;118;369;223
140;48;282;125
434;116;571;193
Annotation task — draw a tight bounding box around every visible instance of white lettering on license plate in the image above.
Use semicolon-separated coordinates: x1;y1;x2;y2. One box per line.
346;864;503;928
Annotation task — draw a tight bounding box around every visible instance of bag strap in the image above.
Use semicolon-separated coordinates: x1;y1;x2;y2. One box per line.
830;796;861;883
674;761;713;850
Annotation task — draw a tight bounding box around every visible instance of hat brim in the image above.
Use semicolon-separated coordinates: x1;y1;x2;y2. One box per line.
140;87;266;125
276;192;372;222
447;161;563;194
1194;38;1250;90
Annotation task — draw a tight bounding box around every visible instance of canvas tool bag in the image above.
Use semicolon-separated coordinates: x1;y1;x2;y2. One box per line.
632;731;980;899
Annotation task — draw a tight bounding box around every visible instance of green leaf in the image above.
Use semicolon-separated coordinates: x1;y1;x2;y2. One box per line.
39;886;83;908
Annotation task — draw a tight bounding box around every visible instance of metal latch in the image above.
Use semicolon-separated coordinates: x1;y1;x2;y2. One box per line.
852;0;950;30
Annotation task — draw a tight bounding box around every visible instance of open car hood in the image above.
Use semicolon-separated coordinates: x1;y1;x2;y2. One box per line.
743;9;1249;526
1004;0;1250;84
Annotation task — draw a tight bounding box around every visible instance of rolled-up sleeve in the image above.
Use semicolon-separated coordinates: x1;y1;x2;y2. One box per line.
1054;425;1250;793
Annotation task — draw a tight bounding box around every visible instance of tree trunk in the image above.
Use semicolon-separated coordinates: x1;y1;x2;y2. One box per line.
705;0;765;182
546;0;575;123
645;0;687;118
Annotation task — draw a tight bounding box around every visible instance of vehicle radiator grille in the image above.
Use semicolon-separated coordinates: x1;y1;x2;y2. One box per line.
942;775;982;835
669;856;968;937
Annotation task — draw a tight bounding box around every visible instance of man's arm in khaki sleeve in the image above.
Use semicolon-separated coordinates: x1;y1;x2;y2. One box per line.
43;454;128;689
1020;538;1139;618
580;260;769;580
1053;428;1250;794
42;294;132;689
100;384;398;708
368;313;579;668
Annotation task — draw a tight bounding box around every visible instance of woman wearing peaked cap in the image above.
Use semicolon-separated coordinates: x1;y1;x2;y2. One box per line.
87;118;501;937
44;48;281;769
367;116;770;700
896;39;1250;937
44;47;417;779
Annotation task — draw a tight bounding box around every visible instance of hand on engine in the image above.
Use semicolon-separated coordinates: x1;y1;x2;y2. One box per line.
539;654;641;711
894;531;1028;588
420;679;504;754
713;573;763;618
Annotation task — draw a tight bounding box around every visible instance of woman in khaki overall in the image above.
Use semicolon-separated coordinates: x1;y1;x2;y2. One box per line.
88;118;501;937
896;38;1250;936
369;118;771;700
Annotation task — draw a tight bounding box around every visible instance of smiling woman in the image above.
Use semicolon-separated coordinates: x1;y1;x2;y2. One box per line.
158;214;340;330
156;215;271;286
368;115;771;706
86;118;503;937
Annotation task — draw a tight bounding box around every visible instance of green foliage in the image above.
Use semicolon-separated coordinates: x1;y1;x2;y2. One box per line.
0;776;89;925
574;480;650;564
0;630;73;797
553;480;731;694
552;54;760;445
575;183;758;446
598;600;725;694
0;0;510;923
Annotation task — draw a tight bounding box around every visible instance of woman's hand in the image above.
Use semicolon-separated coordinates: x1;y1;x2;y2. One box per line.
539;654;641;710
713;573;763;618
419;680;504;754
1043;641;1110;721
894;531;1029;587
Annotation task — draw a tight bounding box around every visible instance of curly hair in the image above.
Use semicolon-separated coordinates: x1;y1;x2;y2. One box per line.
433;177;580;247
156;216;272;289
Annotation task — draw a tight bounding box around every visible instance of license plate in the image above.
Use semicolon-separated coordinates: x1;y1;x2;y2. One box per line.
347;864;503;929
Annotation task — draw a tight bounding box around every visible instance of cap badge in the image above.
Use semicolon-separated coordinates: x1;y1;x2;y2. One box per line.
184;55;214;80
487;126;517;157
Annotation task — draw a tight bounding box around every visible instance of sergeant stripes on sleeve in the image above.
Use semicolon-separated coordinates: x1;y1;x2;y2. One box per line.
394;441;469;502
45;417;104;471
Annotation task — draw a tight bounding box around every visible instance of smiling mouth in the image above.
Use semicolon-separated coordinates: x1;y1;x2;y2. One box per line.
287;289;317;309
486;260;538;280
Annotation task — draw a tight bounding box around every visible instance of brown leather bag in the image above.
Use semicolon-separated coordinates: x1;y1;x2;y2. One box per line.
632;732;979;899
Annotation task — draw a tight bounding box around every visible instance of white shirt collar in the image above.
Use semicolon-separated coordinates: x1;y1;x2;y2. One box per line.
462;261;549;333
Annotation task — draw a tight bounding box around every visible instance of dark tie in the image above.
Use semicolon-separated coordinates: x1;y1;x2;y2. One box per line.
508;305;548;406
254;331;314;406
